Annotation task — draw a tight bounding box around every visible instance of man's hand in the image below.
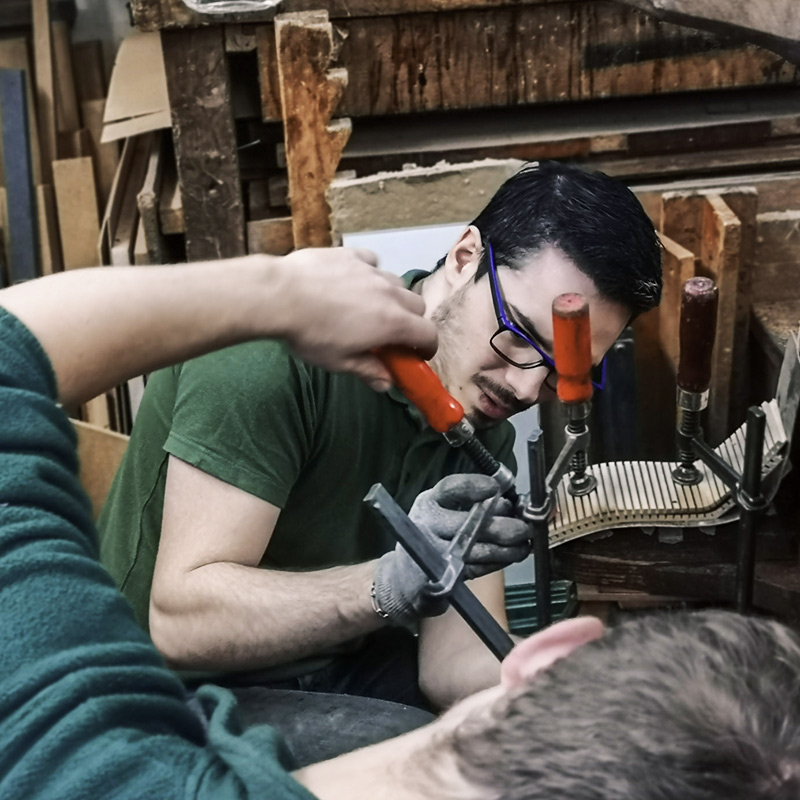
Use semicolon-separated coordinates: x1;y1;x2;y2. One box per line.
372;474;530;626
272;248;437;391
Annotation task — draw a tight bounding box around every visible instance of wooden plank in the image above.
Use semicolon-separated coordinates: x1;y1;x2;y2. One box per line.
698;194;741;444
0;69;39;283
661;191;706;260
52;20;80;133
658;232;695;372
246;216;294;255
0;38;42;187
158;152;184;235
82;394;112;432
99;133;151;267
718;189;758;427
32;0;58;181
133;217;149;265
136;131;168;265
71;40;106;103
36;183;62;275
72;419;129;520
81;98;120;211
328;159;523;239
274;11;351;248
636;171;800;222
53;157;101;269
162;27;245;260
257;4;799;121
99;136;136;265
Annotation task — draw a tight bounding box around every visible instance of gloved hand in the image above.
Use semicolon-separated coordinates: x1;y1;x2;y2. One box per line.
372;474;530;626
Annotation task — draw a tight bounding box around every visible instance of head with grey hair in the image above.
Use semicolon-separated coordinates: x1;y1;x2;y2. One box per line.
441;610;800;799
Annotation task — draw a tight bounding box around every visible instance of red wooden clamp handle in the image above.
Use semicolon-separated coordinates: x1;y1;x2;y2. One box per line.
552;293;593;405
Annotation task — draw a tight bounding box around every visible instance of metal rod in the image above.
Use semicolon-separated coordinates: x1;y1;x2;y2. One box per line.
526;428;552;629
364;484;514;661
735;407;767;613
531;520;552;629
690;436;741;490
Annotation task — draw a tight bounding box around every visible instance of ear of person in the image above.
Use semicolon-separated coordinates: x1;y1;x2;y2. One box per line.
500;616;605;689
444;225;483;286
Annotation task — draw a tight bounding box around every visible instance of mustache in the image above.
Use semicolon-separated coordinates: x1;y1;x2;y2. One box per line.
473;375;531;415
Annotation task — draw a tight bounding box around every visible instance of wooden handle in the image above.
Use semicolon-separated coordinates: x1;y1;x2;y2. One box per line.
677;277;718;393
375;345;465;433
552;293;593;404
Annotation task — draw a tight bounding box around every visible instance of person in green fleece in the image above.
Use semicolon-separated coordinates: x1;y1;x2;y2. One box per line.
0;247;439;799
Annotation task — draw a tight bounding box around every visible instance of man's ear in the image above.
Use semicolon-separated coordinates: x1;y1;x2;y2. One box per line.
501;616;605;690
442;225;483;288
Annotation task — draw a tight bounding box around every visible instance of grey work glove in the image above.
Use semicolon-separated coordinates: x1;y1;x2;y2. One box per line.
372;474;530;627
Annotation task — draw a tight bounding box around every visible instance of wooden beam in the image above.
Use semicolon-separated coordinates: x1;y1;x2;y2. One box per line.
257;4;799;121
32;0;58;181
0;69;39;283
52;20;80;133
274;11;351;248
162;27;246;260
36;183;62;275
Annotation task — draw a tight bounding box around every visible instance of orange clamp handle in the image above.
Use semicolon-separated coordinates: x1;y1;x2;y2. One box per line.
376;345;465;433
552;293;593;405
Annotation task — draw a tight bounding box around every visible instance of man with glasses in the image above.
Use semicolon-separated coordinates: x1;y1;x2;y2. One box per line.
98;160;662;713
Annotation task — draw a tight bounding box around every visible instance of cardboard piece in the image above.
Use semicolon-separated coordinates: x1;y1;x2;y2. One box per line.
101;32;171;143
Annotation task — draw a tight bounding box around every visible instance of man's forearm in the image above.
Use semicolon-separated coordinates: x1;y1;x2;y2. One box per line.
0;249;437;405
149;560;385;671
0;259;292;406
418;572;507;708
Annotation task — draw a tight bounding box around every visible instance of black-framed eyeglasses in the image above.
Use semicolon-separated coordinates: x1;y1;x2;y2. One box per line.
487;241;606;391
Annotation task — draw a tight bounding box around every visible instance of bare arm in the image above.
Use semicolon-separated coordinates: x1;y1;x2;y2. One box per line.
0;249;437;405
149;456;385;670
417;570;508;709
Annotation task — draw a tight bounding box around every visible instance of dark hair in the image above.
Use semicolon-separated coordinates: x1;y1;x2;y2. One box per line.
447;610;800;800
438;161;662;319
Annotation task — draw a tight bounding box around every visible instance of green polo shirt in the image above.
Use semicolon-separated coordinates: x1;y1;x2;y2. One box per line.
98;273;515;680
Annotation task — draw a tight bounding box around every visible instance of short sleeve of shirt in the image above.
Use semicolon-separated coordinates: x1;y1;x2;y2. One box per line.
164;341;319;509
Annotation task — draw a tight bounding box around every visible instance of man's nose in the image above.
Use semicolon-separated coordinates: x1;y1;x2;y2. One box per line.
504;364;549;406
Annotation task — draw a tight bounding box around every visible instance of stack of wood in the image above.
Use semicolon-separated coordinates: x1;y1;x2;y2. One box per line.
0;10;182;433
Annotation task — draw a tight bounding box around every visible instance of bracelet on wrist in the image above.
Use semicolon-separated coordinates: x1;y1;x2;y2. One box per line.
370;582;390;620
